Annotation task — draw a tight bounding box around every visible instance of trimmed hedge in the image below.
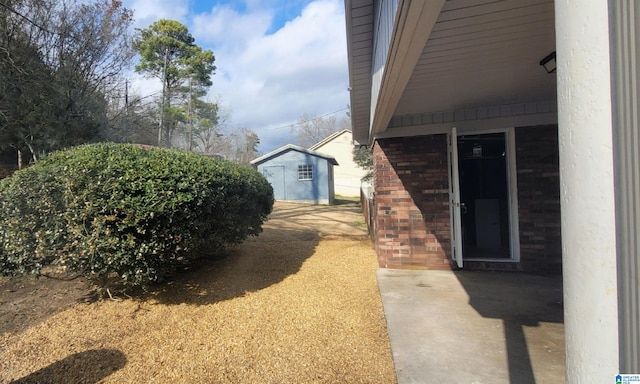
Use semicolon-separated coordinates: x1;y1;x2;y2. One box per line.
0;143;274;286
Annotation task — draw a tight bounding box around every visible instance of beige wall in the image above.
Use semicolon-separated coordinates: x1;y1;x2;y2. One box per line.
312;131;366;197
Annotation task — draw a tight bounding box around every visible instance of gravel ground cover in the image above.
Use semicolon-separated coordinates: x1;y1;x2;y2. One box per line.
0;200;396;383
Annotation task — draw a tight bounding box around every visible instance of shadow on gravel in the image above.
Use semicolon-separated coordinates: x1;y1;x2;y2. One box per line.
0;200;364;324
270;200;362;219
146;227;320;306
266;201;365;234
9;349;126;384
147;200;368;306
0;274;93;335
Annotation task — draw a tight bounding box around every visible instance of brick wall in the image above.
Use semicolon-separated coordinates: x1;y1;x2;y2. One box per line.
515;125;562;273
373;135;451;269
371;127;561;273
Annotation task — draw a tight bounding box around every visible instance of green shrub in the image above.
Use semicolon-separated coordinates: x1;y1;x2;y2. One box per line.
0;143;274;287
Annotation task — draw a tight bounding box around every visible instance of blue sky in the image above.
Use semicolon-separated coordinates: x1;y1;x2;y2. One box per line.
121;0;350;153
190;0;310;34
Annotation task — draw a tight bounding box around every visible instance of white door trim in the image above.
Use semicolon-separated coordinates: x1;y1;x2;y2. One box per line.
449;127;521;263
448;127;463;268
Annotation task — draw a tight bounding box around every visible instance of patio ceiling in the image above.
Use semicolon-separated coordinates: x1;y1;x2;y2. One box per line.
345;0;557;144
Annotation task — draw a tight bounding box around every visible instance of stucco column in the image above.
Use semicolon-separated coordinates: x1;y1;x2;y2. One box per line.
555;0;620;382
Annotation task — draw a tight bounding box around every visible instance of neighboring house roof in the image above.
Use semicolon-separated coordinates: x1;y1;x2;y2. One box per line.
308;129;352;151
250;144;339;166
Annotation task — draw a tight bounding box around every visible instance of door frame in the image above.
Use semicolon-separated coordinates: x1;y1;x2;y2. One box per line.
448;127;521;264
448;128;464;268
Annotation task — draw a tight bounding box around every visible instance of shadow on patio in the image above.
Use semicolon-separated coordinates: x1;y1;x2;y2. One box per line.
377;269;565;384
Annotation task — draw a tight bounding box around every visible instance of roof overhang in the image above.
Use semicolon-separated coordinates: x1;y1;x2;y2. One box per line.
345;0;557;145
345;0;374;145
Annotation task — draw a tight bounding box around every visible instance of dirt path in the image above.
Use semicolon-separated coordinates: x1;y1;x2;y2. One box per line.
0;200;396;383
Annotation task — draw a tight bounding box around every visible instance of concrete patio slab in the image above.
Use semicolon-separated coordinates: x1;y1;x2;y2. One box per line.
377;269;565;384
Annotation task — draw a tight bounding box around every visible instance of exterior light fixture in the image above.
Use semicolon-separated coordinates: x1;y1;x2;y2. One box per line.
539;51;556;73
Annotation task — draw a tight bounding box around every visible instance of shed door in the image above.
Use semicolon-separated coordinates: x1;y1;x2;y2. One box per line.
263;166;285;200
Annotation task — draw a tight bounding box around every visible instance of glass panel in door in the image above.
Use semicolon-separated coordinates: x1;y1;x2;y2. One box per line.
457;133;511;259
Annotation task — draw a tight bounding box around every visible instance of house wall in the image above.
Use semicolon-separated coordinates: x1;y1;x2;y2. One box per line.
373;135;451;269
312;131;366;197
256;150;333;204
372;127;562;272
610;0;640;371
515;125;562;273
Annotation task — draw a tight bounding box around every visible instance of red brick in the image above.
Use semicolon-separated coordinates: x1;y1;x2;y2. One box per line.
367;126;561;274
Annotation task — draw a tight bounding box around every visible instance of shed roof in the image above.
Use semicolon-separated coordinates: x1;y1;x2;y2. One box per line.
250;144;339;166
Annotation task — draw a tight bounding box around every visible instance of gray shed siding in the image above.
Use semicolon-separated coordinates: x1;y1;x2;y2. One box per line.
255;149;335;204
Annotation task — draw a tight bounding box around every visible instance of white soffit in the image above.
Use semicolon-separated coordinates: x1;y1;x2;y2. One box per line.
395;0;557;116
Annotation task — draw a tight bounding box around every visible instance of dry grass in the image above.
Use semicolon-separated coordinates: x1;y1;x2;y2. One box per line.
0;202;396;383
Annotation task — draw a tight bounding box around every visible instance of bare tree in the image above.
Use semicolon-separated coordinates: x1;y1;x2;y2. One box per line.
106;83;160;145
235;128;260;165
170;101;261;165
291;112;351;148
0;0;136;162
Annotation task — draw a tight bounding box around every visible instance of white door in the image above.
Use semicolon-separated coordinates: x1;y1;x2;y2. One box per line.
449;128;463;268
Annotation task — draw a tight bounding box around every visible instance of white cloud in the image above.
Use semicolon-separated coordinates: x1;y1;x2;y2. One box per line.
123;0;350;152
193;5;272;53
126;0;189;28
193;0;349;152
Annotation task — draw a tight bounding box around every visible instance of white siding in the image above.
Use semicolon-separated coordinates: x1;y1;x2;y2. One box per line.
611;0;640;372
312;131;367;197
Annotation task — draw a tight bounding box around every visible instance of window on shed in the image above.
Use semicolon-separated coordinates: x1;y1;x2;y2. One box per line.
298;164;313;180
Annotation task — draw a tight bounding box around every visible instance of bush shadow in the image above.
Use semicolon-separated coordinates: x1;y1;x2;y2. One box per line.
0;274;93;335
9;349;126;384
146;226;320;306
